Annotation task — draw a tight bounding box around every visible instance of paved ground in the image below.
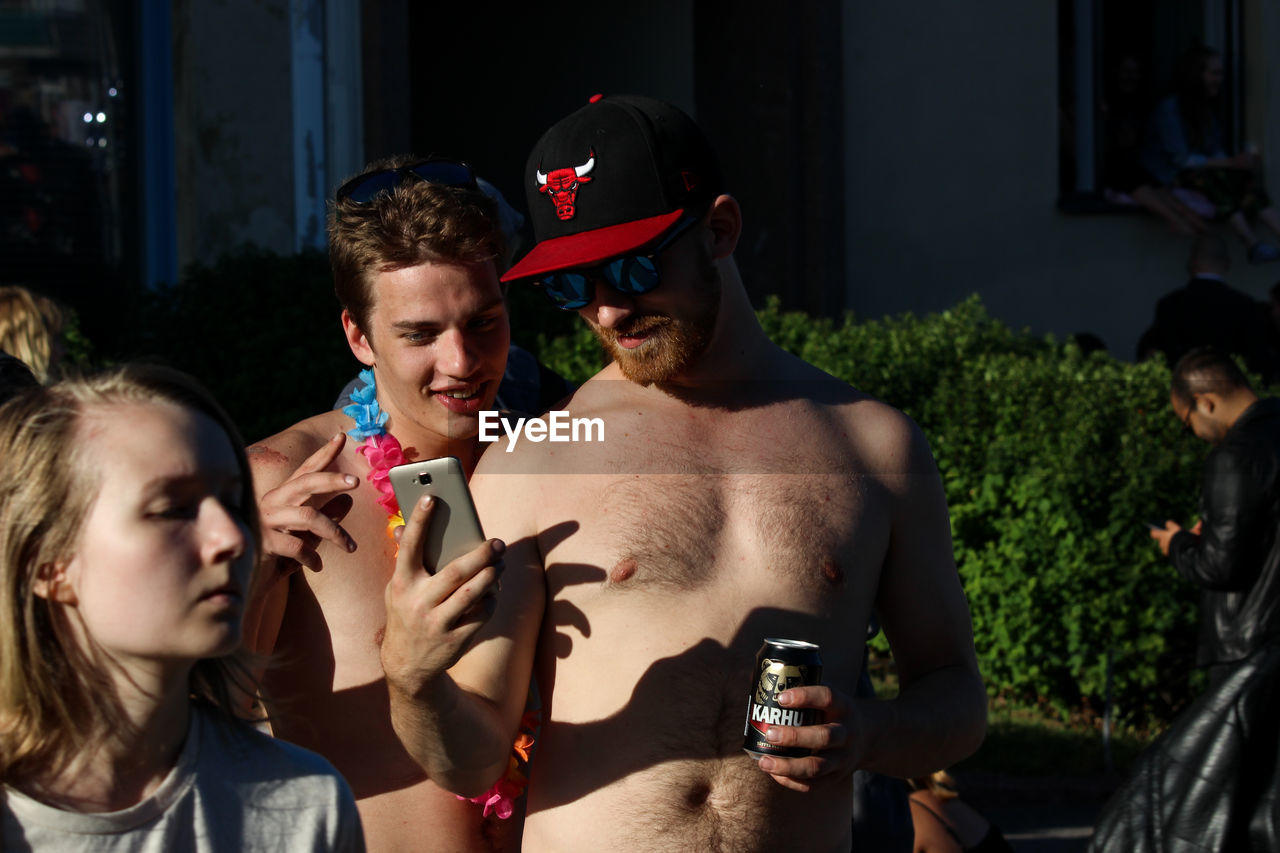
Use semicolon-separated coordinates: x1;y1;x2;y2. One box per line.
986;803;1102;852
954;770;1121;853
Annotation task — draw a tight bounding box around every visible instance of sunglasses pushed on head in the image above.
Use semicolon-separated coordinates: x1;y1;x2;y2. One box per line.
336;158;477;204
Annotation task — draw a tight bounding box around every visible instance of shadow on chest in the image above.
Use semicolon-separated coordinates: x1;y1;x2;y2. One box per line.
592;473;871;592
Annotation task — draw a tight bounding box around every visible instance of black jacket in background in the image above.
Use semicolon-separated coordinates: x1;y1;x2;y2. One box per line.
1088;641;1280;851
1139;277;1280;382
1169;396;1280;666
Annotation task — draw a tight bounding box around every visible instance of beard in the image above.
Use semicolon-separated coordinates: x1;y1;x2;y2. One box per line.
589;248;722;384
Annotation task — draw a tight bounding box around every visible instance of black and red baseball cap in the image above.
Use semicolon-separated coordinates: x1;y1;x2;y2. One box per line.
501;94;723;283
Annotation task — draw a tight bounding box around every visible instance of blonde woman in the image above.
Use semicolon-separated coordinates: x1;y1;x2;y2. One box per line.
0;285;65;382
0;364;364;851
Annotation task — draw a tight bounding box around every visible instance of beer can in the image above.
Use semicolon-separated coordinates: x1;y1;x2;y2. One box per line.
742;638;823;759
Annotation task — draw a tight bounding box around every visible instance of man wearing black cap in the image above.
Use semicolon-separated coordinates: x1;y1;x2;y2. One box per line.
381;95;987;850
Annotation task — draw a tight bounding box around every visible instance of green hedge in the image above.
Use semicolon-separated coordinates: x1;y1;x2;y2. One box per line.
105;249;361;443
539;296;1207;729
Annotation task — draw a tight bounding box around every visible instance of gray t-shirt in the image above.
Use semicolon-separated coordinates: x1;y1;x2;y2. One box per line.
3;705;364;852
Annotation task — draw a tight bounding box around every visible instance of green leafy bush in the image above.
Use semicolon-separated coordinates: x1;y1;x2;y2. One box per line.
542;296;1205;729
112;248;361;443
771;296;1204;729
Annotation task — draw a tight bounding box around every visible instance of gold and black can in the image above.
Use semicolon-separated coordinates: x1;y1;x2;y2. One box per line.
742;638;823;759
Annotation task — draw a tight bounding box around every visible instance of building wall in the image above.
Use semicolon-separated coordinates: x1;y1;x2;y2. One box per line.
843;0;1280;361
169;0;694;272
398;0;695;222
172;0;295;267
1250;0;1277;155
695;1;847;316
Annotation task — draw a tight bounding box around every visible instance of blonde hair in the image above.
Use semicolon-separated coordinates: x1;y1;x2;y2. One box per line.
0;364;262;785
908;769;960;801
0;286;65;383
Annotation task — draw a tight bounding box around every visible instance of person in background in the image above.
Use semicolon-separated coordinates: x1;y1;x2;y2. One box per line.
1135;233;1279;382
1091;346;1280;850
1150;346;1280;689
1262;279;1280;360
1101;52;1206;236
0;350;38;404
0;285;66;383
908;770;1012;853
0;364;363;851
1140;44;1280;263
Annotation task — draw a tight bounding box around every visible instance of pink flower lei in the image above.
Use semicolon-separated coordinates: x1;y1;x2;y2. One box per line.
343;369;537;818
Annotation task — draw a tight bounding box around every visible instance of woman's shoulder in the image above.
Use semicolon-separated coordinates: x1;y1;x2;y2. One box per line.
191;707;364;849
910;789;964;851
193;706;352;797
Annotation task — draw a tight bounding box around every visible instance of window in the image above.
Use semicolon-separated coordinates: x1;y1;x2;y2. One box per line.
1058;0;1243;211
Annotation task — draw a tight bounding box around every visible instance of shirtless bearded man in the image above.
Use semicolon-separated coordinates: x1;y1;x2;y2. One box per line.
246;157;515;851
380;96;988;851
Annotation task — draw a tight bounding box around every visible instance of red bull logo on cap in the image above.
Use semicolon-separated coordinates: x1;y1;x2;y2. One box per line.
536;149;595;221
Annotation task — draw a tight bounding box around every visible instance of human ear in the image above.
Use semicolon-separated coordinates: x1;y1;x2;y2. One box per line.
32;561;78;605
341;309;376;367
706;194;742;260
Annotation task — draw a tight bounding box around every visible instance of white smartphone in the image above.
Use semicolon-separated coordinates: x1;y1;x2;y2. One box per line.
388;456;486;573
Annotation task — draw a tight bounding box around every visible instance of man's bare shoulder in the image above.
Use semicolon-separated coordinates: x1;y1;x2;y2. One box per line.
780;354;932;475
837;394;931;475
247;409;350;485
539;361;634;417
473;369;622;474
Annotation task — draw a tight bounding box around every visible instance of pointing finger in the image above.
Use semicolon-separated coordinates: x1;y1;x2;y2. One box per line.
290;432;348;478
271;471;360;509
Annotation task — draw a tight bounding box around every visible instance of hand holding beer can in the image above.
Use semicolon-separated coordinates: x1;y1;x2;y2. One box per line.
743;638;823;759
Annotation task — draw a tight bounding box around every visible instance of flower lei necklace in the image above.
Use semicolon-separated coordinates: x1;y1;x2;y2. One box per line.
344;369;538;819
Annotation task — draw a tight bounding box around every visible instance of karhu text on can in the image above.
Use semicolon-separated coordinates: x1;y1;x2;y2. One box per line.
743;638;823;759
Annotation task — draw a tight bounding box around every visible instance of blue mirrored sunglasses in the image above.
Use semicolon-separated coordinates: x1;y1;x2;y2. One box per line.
336;158;477;204
535;216;698;310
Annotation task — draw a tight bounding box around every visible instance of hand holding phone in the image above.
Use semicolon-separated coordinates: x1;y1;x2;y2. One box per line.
381;464;504;700
1143;519;1166;531
389;457;486;573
